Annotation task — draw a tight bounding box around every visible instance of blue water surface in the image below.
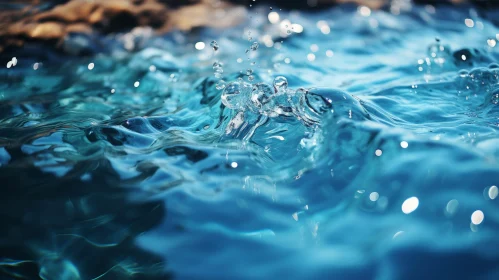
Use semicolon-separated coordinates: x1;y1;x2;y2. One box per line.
1;3;499;280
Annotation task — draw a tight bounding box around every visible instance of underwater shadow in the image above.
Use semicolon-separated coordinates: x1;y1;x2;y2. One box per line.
0;147;171;280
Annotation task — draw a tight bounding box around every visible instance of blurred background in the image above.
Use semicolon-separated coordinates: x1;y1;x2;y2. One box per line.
1;0;498;54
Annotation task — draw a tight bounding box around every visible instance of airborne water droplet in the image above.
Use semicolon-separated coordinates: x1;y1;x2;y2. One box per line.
213;61;224;77
250;42;259;51
216;80;226;90
210;40;219;51
248;75;255;81
273;76;288;92
246;69;253;76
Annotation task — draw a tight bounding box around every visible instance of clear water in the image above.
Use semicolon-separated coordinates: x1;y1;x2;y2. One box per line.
1;3;499;280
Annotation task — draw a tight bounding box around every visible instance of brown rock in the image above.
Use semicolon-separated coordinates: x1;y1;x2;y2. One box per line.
30;22;65;39
0;0;488;55
166;0;246;31
66;23;93;34
0;0;248;54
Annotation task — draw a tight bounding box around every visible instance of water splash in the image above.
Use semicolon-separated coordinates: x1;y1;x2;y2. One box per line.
1;3;499;280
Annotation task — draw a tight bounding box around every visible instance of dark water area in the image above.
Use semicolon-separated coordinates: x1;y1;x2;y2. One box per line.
1;1;499;279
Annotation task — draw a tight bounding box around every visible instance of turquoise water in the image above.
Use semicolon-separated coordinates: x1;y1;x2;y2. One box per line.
1;3;499;280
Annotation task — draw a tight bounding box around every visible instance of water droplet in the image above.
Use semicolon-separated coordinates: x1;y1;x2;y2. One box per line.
210;40;219;51
400;141;409;148
268;12;280;24
246;69;253;76
489;186;498;199
369;192;379;201
250;42;259;51
213;61;223;68
471;210;484;225
270;7;272;10
273;76;288;92
213;61;224;77
195;42;205;50
248;83;277;115
248;75;255;81
445;199;459;216
216;80;226;90
465;18;474;28
401;197;419;214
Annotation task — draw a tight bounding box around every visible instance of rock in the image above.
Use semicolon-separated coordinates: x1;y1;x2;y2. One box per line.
0;0;244;54
30;22;65;39
0;0;495;54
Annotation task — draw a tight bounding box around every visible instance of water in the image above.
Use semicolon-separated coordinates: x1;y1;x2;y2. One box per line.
1;3;499;280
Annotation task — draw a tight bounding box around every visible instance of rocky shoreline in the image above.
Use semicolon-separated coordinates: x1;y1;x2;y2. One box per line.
0;0;496;54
